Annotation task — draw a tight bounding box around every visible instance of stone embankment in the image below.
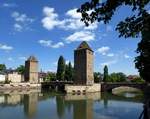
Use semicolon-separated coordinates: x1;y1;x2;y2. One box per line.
0;83;41;91
65;83;101;94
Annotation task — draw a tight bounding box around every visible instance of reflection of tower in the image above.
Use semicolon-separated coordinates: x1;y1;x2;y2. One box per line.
74;41;94;85
25;56;38;83
73;100;93;119
23;93;38;118
56;96;65;119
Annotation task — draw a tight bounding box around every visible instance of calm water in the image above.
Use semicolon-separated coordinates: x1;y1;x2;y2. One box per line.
0;90;144;119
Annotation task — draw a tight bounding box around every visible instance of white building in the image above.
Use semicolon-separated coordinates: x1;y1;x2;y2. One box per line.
7;72;22;83
0;74;6;82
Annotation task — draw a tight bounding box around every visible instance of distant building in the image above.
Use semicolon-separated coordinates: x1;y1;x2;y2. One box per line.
74;41;94;85
38;72;47;82
5;68;16;74
25;56;39;84
127;75;139;82
7;72;22;83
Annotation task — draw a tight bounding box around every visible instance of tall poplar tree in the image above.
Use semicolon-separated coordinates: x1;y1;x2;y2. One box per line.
103;65;109;82
56;56;65;81
64;62;73;81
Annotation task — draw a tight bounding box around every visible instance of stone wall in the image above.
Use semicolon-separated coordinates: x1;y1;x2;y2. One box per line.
65;83;101;93
0;83;41;90
86;50;94;85
0;75;5;82
74;49;94;85
74;50;86;85
7;72;22;83
65;92;101;100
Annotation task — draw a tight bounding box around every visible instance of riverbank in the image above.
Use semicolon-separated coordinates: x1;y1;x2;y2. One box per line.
0;83;41;91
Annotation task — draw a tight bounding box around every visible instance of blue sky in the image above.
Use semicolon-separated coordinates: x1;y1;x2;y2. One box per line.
0;0;144;75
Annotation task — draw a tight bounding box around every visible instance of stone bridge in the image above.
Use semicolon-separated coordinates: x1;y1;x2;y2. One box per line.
41;81;73;91
101;82;146;92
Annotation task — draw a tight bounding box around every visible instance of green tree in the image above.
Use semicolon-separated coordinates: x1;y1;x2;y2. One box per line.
103;65;109;82
109;72;126;82
64;64;69;81
16;65;25;74
0;64;6;72
135;30;150;83
94;72;103;83
64;62;73;81
45;72;56;81
56;56;66;81
78;0;150;82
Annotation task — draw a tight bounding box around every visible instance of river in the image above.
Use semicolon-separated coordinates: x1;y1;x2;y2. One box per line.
0;90;144;119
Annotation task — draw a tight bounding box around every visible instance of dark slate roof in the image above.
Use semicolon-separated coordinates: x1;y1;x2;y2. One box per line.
27;56;38;61
77;41;93;51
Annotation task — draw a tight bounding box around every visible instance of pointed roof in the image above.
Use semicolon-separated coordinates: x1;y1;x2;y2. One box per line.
27;56;38;62
76;41;93;51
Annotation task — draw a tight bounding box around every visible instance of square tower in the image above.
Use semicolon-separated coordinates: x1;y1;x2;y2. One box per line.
74;41;94;85
25;56;38;83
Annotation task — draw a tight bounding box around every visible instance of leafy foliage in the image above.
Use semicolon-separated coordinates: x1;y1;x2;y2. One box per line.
0;64;6;72
56;56;66;81
44;72;56;81
94;72;103;83
78;0;150;82
78;0;149;38
16;65;25;74
109;72;126;82
135;29;150;82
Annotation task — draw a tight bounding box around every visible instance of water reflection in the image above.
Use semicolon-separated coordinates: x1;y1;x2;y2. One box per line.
67;93;99;119
0;90;144;119
23;93;38;118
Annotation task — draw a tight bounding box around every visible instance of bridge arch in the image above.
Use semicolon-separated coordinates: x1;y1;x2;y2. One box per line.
101;83;145;92
112;86;141;95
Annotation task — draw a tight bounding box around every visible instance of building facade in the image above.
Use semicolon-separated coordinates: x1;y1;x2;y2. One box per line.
74;41;94;85
7;72;22;83
25;56;38;84
0;74;5;82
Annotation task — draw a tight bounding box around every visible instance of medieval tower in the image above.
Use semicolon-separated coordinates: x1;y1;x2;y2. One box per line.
25;56;38;83
74;41;94;85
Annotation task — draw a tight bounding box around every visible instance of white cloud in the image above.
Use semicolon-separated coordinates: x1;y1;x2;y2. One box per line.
12;11;34;23
41;7;98;31
96;46;110;55
52;42;64;48
41;7;99;44
38;40;64;48
11;11;34;32
18;56;27;60
107;53;114;57
100;60;117;66
3;3;17;8
0;43;13;51
65;31;95;43
14;23;22;32
8;57;14;61
66;8;81;19
124;54;130;59
42;7;62;30
63;8;98;30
